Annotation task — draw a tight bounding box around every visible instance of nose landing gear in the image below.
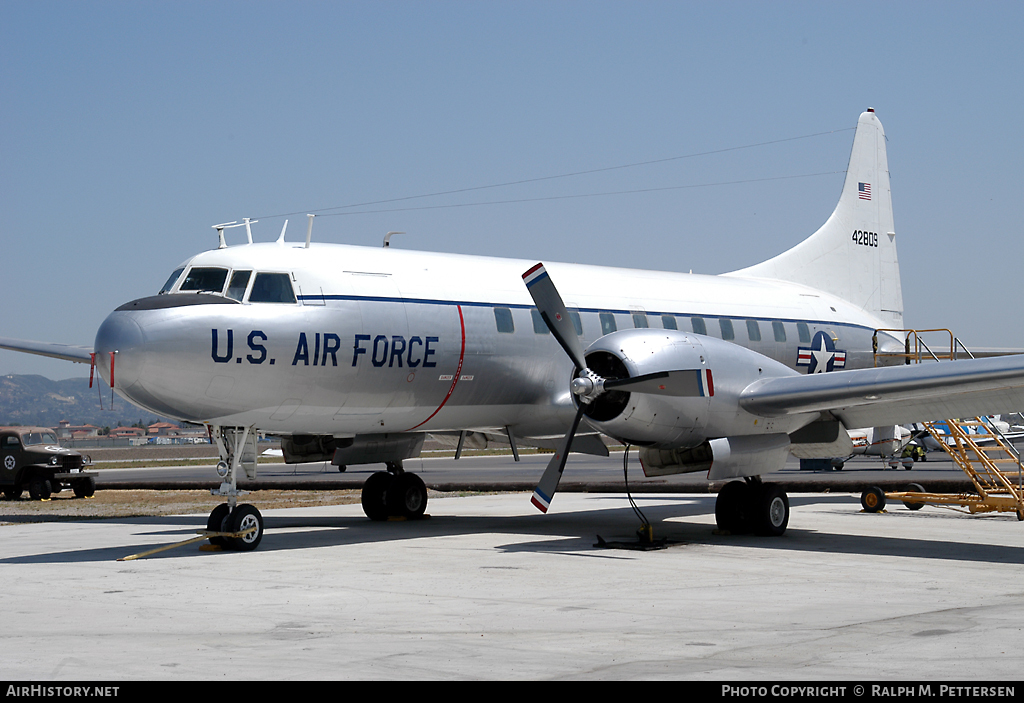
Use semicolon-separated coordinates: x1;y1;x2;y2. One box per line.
206;425;265;551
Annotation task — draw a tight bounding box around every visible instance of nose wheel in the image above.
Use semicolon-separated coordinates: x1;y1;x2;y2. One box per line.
206;503;264;551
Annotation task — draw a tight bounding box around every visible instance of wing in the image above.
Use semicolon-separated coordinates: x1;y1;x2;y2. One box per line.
0;336;94;364
740;355;1024;428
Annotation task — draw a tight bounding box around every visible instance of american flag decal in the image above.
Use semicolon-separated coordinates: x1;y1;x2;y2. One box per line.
858;182;872;200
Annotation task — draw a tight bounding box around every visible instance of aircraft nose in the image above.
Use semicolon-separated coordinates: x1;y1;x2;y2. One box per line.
93;310;146;390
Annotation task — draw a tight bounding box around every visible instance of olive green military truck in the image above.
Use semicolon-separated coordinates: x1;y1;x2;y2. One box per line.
0;427;97;500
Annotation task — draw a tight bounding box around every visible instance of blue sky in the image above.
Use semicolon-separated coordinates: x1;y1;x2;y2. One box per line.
2;1;1022;378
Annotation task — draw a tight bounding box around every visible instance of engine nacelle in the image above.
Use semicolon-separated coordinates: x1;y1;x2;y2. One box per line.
639;433;792;480
580;329;807;449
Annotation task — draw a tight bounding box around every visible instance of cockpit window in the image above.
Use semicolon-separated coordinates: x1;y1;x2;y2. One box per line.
248;272;296;304
226;270;252;301
180;267;229;294
159;267;185;294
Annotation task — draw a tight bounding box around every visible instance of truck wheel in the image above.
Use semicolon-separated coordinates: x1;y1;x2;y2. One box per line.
2;486;22;500
73;477;96;498
28;477;52;501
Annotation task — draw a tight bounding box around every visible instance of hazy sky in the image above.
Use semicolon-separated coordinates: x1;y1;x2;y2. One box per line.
2;1;1021;378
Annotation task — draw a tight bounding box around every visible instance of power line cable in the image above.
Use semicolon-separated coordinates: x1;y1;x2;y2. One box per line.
250;127;854;221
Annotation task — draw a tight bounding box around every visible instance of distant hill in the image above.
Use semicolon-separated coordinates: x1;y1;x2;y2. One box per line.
0;375;173;428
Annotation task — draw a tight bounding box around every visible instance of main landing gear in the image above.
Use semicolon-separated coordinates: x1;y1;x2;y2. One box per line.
361;460;429;521
715;477;790;536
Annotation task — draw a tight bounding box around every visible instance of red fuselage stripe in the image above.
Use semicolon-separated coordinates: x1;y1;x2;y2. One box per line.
406;304;466;431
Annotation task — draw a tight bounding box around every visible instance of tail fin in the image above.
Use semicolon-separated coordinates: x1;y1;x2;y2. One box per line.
726;109;903;327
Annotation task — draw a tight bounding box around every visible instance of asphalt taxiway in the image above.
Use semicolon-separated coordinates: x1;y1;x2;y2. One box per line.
4;488;1024;680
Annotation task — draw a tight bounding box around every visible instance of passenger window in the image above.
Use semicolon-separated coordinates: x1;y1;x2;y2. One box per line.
691;317;707;335
226;270;252;301
719;318;735;341
493;307;514;333
773;321;787;342
1;436;19;448
531;308;550;334
797;322;811;344
662;315;678;330
158;267;184;295
180;267;228;294
632;312;649;329
569;311;583;336
248;272;296;304
746;320;761;342
600;313;617;335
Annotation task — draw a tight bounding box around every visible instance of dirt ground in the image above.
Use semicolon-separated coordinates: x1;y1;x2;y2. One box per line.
0;488;366;523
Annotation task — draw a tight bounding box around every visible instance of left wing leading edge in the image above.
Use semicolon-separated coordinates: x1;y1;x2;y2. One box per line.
740;355;1024;428
0;336;94;364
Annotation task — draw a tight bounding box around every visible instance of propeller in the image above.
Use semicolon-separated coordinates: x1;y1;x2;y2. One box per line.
523;263;712;513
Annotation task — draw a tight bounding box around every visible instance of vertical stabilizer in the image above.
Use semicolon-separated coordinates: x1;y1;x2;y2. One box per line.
725;110;903;327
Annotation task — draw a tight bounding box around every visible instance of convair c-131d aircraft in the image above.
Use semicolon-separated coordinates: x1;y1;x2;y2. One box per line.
5;108;1024;551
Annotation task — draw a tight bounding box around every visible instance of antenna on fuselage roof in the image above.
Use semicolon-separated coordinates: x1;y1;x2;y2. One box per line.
212;220;256;249
305;214;315;248
383;231;406;248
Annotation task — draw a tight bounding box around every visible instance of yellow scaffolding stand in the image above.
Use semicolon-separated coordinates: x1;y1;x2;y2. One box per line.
866;329;1024;520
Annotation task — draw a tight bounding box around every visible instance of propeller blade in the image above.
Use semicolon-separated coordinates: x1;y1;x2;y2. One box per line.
522;264;587;371
603;369;714;397
531;403;586;513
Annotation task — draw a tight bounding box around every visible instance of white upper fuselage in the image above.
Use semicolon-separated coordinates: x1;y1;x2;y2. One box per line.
93;240;899;439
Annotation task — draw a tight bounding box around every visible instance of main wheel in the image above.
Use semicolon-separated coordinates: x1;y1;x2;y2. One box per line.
751;484;790;537
207;503;231;547
387;473;428;519
715;481;751;534
861;486;886;512
361;471;394;521
227;504;264;551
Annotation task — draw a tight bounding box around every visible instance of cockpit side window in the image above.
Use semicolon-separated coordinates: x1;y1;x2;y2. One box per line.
248;272;296;304
180;267;229;294
226;270;252;301
159;267;185;294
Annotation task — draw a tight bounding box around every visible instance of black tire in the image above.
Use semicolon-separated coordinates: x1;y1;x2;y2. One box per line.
50;481;62;494
73;477;96;498
861;486;886;512
902;483;925;511
2;486;22;500
751;484;790;536
28;477;51;501
227;504;264;551
337;464;347;473
361;471;394;521
715;481;751;534
207;503;231;547
386;473;428;519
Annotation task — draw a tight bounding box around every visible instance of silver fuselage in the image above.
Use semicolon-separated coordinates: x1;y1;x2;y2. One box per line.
93;242;901;438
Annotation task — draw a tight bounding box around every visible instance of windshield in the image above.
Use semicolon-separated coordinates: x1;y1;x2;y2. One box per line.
180;267;228;294
159;267;185;294
23;432;59;446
